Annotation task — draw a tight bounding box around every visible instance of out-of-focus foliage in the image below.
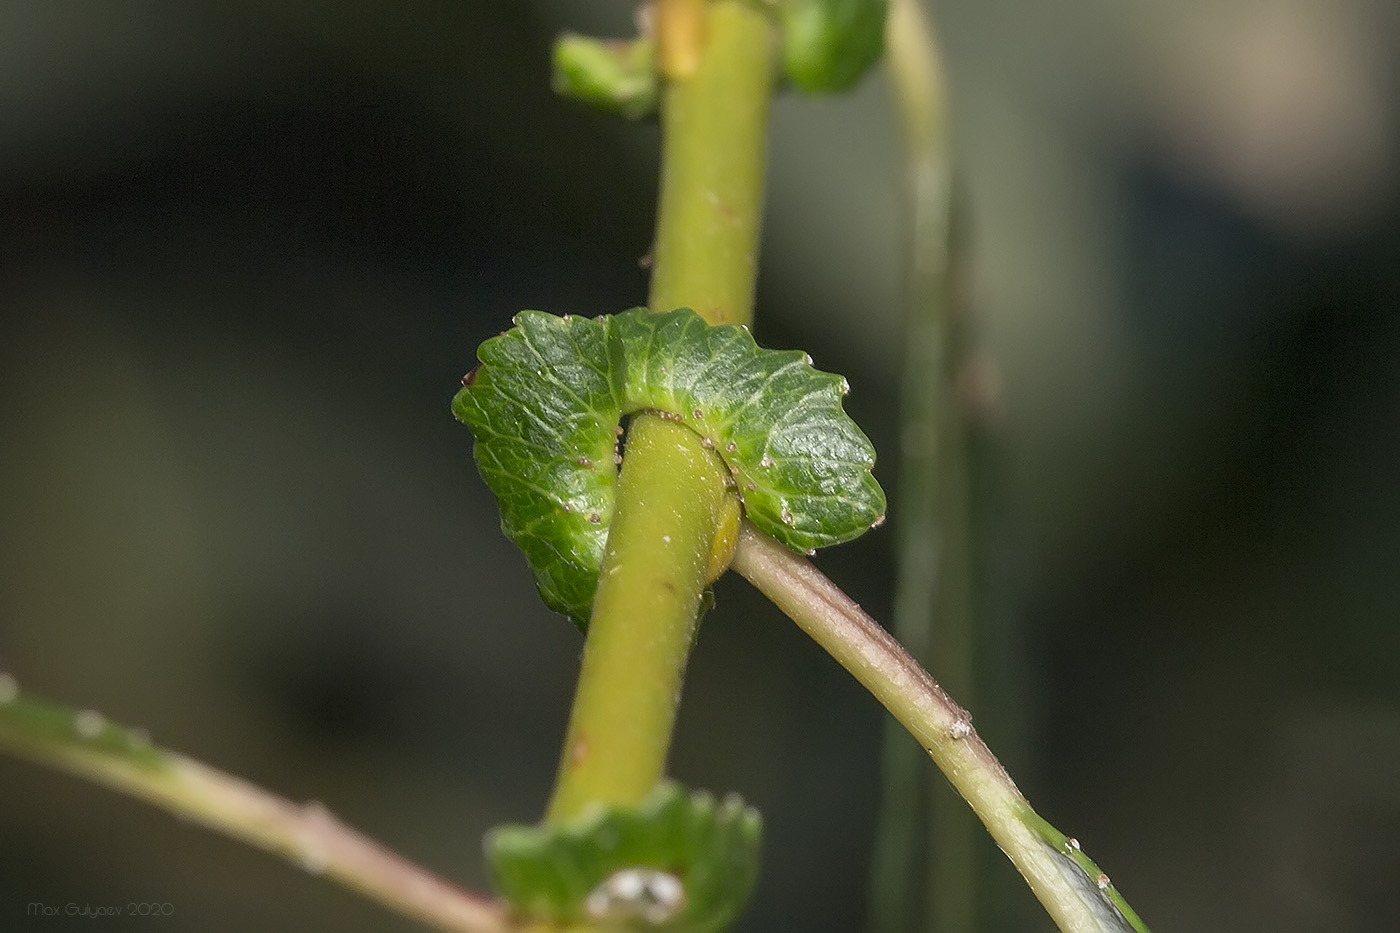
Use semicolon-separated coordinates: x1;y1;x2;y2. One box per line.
776;0;888;93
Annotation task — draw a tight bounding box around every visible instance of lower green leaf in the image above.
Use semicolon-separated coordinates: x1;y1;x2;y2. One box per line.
487;781;762;931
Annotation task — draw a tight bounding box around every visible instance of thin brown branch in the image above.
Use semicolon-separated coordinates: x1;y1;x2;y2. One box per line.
0;683;508;933
731;522;1143;933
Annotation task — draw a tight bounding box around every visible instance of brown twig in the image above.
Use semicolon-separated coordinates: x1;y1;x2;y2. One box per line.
731;523;1147;933
0;683;508;933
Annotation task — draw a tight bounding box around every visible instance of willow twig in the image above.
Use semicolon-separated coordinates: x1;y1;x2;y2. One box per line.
731;525;1151;933
0;677;508;933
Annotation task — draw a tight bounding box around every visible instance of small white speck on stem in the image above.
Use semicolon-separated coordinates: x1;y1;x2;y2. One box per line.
75;709;106;739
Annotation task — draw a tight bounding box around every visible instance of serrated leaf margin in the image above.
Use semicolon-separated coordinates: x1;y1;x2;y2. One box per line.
453;307;886;626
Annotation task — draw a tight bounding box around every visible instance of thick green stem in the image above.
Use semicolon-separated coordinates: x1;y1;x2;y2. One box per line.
733;524;1150;933
543;415;736;822
543;1;775;825
0;681;507;933
648;0;773;322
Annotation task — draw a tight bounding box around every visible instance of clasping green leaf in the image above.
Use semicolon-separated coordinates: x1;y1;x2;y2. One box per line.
453;308;886;627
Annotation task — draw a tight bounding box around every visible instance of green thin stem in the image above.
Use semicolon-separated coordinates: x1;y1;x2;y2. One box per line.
732;524;1151;933
542;0;775;826
867;2;977;932
0;679;508;933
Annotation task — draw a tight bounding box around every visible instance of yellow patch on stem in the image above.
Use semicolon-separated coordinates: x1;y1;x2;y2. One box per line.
656;0;708;79
705;493;743;583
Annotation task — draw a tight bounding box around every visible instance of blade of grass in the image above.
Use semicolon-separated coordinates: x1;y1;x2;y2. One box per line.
868;1;978;931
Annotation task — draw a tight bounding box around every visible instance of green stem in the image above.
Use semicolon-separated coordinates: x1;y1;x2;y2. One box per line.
732;524;1151;933
648;0;773;322
543;0;775;824
0;680;507;933
543;415;737;822
867;2;977;931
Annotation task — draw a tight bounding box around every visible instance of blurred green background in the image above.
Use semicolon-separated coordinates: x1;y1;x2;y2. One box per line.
2;1;1399;930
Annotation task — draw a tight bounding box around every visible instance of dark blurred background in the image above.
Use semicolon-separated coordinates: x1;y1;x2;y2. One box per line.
2;1;1399;930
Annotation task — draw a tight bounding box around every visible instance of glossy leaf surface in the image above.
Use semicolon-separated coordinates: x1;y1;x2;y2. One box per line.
454;308;885;626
